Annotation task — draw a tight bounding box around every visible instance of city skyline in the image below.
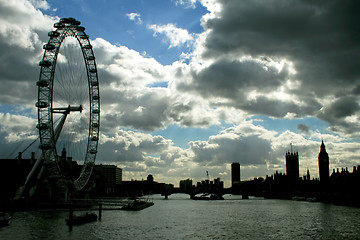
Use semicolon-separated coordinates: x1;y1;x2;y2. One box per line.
1;0;360;188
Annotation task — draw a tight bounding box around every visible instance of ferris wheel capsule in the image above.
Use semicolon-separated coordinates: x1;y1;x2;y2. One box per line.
54;22;65;28
36;80;49;87
43;43;55;50
76;26;85;32
39;60;52;67
48;31;60;37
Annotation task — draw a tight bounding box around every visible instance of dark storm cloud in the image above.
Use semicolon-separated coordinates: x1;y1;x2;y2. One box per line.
317;96;360;135
183;0;360;135
100;89;171;132
183;59;289;99
0;39;42;105
237;96;321;118
326;96;360;119
203;0;360;90
297;124;310;134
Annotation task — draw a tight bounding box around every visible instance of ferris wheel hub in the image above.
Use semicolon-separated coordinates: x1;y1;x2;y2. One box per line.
52;105;83;114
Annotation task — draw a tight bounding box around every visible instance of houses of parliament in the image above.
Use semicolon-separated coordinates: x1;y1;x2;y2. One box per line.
285;140;330;183
235;140;360;207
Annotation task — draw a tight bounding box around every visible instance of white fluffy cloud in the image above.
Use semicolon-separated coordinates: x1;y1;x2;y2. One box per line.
173;0;197;9
126;12;142;25
148;23;195;48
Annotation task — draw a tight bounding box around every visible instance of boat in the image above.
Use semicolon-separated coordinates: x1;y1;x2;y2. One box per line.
65;212;97;226
292;196;306;201
121;199;154;211
191;194;224;200
307;197;316;202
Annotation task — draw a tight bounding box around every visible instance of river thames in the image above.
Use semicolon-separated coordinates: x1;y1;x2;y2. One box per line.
1;194;359;240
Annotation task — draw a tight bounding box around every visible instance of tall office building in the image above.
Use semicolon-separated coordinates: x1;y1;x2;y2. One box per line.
286;150;299;182
318;140;329;182
179;178;193;192
231;162;241;187
94;164;122;193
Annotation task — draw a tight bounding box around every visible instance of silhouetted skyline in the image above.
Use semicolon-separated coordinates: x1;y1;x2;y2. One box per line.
0;0;360;187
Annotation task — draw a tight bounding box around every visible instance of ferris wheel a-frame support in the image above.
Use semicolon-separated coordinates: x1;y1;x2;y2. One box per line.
15;106;82;200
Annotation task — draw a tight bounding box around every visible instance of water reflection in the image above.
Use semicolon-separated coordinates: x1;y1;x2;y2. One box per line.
1;195;359;240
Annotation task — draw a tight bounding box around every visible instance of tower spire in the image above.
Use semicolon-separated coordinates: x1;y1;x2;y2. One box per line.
318;140;329;182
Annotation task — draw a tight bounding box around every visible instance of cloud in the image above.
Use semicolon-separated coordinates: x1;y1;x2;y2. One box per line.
89;37;224;132
148;23;195;48
297;124;310;134
0;113;37;141
29;0;50;10
182;58;290;98
126;12;142;25
0;113;39;158
190;123;274;167
183;0;360;136
173;0;197;9
0;0;55;106
200;0;360;91
317;96;360;137
97;129;195;182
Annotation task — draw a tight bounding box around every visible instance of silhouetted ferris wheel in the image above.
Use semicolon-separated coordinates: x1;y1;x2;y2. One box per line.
19;18;100;198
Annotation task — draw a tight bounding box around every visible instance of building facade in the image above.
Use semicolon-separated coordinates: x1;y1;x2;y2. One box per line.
0;152;36;200
93;164;122;194
179;178;193;192
286;151;299;182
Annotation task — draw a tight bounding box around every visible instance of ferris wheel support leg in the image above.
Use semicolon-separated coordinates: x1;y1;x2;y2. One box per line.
14;152;44;200
15;112;69;201
29;165;46;198
28;113;69;199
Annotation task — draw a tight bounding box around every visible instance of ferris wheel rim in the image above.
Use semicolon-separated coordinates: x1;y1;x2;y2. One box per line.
36;17;100;191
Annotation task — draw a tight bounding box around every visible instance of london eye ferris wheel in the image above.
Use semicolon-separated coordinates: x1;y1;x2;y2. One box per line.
35;17;100;192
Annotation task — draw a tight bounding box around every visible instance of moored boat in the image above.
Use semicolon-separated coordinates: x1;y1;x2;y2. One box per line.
0;216;10;227
121;199;154;211
191;194;224;200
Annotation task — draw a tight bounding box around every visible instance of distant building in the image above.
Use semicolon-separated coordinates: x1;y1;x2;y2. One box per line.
195;178;224;193
147;174;154;183
231;162;241;187
93;164;122;194
214;177;224;190
0;152;36;200
286;150;299;182
306;169;310;181
179;178;193;192
318;140;329;182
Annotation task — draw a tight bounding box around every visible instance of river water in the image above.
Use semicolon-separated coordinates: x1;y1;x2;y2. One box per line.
1;194;359;240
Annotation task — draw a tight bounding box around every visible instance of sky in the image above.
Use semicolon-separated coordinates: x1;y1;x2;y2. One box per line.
1;0;360;187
